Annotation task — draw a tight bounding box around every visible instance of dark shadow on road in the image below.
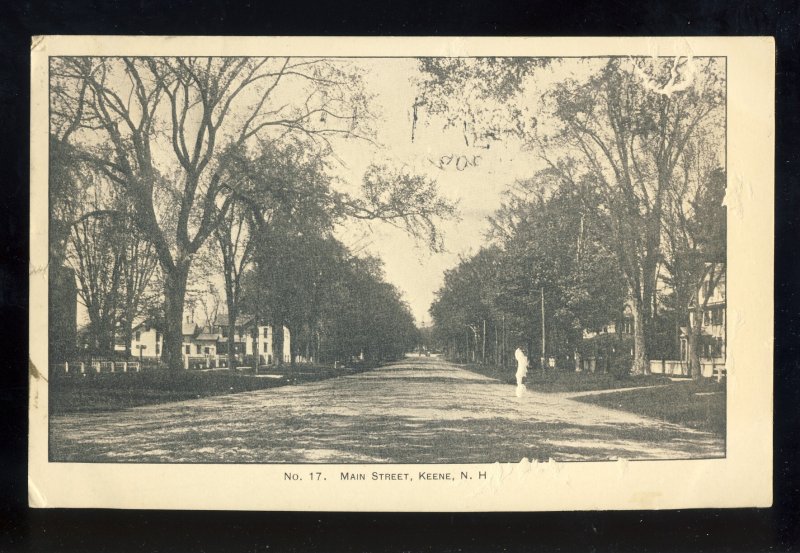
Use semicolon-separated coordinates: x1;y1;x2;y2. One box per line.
51;410;723;464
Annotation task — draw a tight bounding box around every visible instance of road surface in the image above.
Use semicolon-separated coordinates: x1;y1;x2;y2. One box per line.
49;357;724;463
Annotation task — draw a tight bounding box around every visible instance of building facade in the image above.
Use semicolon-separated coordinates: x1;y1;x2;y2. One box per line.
130;321;163;360
129;314;291;368
681;264;726;371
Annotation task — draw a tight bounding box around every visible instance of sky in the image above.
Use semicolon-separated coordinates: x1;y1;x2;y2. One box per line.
326;58;547;325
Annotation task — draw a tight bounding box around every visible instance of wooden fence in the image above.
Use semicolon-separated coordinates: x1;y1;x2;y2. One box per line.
650;359;726;378
50;360;142;375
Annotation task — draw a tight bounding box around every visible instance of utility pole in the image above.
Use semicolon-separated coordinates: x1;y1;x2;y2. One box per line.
541;287;546;374
502;313;506;369
494;321;498;367
482;319;486;363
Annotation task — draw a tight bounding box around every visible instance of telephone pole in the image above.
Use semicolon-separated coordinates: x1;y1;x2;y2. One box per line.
501;313;506;369
482;319;486;363
541;287;546;373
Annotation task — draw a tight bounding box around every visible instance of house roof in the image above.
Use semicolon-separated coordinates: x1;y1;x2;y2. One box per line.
182;321;198;336
133;319;159;331
215;313;254;327
196;326;221;342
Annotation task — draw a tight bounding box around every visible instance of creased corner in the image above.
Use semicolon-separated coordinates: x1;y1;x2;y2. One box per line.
28;477;48;508
31;36;45;52
29;358;48;384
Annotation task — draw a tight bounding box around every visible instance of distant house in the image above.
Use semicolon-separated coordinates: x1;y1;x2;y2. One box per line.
211;313;253;356
180;319;199;357
130;321;163;360
180;318;221;366
211;313;291;364
581;303;634;341
194;327;221;357
127;313;292;368
244;323;291;365
126;317;204;364
648;263;726;377
577;303;634;373
680;264;726;371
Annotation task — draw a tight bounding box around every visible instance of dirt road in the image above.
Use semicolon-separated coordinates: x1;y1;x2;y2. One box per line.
49;356;724;463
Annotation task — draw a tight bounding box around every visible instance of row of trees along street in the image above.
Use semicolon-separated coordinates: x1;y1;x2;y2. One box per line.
49;57;456;369
424;57;726;379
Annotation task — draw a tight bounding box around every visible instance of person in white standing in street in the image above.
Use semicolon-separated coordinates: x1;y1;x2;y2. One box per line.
514;346;529;397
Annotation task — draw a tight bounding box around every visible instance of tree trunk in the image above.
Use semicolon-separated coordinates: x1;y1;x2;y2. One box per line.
223;266;238;370
88;308;114;357
630;295;648;376
226;300;238;370
122;316;133;359
162;262;190;370
689;306;705;380
273;321;284;366
289;326;299;368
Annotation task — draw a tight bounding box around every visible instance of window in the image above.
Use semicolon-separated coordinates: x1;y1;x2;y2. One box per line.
204;347;210;354
185;345;190;354
135;330;141;341
703;339;723;358
263;342;268;352
156;344;160;355
703;310;712;326
711;307;724;326
196;344;201;354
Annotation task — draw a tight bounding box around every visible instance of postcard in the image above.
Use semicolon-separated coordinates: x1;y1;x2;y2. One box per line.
29;36;774;510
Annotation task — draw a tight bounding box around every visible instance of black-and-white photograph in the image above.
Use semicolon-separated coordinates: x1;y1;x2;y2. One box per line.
43;51;729;466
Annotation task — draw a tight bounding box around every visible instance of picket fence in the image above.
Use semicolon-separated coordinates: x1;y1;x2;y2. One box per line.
649;358;726;378
50;360;142;375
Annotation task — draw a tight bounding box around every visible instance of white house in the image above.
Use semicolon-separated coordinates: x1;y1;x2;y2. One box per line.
681;264;726;369
128;314;291;368
649;263;726;378
130;321;163;360
244;324;291;365
212;313;253;356
581;303;634;340
211;313;292;364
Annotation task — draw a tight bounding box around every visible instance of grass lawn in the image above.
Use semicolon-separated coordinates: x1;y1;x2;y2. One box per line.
49;363;377;415
575;379;726;435
464;362;672;393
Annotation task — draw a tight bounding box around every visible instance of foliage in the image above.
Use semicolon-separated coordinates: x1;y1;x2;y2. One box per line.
342;163;460;252
50;56;456;368
414;57;548;146
50;56;376;368
421;56;726;377
431;172;626;366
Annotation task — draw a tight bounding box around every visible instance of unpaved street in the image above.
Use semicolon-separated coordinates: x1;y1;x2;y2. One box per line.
50;357;724;463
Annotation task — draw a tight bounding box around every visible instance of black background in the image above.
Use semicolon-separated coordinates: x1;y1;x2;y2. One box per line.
1;1;798;551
